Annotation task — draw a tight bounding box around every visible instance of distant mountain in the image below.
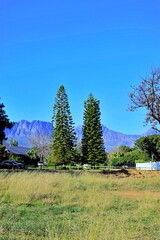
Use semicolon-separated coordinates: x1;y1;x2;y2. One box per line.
141;128;159;136
75;125;140;152
4;120;159;152
4;120;52;148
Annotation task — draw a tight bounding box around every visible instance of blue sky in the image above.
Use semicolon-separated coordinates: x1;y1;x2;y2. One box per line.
0;0;160;134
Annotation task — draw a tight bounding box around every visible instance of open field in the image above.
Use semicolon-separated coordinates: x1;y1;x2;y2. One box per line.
0;170;160;240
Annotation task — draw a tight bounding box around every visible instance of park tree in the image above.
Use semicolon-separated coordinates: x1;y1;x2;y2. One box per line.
108;150;141;167
0;99;13;144
118;145;133;153
50;85;77;166
128;68;160;132
82;93;106;166
108;145;140;167
135;135;160;161
109;145;134;160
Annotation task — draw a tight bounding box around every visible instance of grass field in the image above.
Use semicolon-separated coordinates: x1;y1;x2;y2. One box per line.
0;170;160;240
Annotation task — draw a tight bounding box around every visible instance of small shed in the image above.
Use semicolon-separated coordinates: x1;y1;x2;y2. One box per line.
136;162;160;171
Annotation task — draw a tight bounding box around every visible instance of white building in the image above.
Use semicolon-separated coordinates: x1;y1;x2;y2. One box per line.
136;162;160;170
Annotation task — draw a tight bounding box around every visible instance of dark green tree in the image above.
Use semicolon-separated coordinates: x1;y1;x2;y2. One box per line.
119;145;133;153
135;135;160;161
0;99;13;144
82;93;106;166
0;144;6;159
50;85;77;166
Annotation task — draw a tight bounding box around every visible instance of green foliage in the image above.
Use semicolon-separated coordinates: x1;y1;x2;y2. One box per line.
0;144;6;159
0;144;6;154
109;151;124;159
0;99;13;144
48;151;62;166
135;157;151;163
119;145;133;153
135;135;160;161
50;85;77;165
9;138;18;146
109;150;141;166
82;93;106;165
109;145;133;160
109;137;160;166
109;145;142;166
74;141;83;164
26;147;38;159
9;154;21;161
75;141;83;156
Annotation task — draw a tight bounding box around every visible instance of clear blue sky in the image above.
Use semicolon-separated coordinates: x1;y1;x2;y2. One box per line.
0;0;160;134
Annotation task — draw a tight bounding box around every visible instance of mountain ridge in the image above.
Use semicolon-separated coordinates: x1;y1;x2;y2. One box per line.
4;120;159;152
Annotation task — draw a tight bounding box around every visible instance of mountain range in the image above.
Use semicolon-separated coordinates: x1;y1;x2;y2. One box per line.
4;120;159;152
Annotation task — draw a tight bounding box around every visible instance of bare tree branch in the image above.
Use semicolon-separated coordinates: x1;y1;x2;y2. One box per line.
29;131;51;162
128;68;160;132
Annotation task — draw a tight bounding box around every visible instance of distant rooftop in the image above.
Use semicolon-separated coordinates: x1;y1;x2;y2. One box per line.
4;142;30;155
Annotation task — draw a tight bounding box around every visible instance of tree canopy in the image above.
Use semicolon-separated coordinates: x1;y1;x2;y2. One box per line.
128;68;160;132
108;146;139;166
0;99;13;144
135;135;160;161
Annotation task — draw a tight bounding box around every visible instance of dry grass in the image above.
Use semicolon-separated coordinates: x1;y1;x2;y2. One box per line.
0;171;160;239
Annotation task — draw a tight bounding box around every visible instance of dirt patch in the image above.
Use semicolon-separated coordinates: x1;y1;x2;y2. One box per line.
106;190;160;199
101;169;160;178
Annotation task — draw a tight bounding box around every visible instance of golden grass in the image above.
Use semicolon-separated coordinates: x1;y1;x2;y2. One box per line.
0;171;160;239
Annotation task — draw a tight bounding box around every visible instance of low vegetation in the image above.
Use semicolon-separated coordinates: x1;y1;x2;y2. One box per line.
0;171;160;239
108;134;160;167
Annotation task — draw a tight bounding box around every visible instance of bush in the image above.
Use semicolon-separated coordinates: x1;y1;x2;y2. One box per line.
9;154;21;162
109;150;141;167
0;145;6;158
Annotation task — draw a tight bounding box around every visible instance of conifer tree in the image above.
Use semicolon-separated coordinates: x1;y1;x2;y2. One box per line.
82;94;106;166
50;86;77;166
0;99;13;144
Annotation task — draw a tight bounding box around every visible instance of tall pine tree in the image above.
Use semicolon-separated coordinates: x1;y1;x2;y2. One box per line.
0;99;13;144
50;86;77;165
82;94;106;166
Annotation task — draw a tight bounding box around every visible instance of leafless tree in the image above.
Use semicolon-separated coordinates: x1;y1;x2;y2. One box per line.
128;68;160;132
29;131;51;163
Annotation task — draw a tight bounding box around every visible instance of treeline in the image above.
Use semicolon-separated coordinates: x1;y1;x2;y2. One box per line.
108;135;160;167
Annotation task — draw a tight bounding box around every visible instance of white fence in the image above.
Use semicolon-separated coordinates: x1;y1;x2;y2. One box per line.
136;161;160;170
